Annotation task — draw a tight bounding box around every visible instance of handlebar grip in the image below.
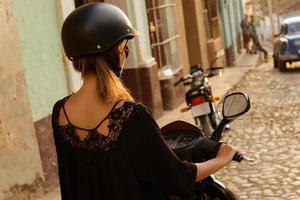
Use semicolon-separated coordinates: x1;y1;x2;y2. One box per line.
233;152;243;162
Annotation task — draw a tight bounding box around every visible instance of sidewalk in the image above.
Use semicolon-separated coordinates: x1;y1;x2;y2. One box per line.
35;53;260;200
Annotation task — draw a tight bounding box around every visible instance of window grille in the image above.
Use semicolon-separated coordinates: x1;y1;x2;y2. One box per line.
146;0;183;78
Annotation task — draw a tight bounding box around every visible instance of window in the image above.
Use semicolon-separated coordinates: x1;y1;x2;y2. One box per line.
203;9;212;39
146;0;182;78
202;0;220;40
288;23;300;35
209;0;218;18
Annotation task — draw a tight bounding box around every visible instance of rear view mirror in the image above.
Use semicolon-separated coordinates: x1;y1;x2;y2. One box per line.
211;92;250;141
222;92;250;120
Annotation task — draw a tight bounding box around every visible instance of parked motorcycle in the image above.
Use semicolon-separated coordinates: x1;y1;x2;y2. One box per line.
174;64;222;137
162;92;254;199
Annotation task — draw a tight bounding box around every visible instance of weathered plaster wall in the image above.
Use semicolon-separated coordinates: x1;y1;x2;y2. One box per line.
11;0;69;121
0;0;43;198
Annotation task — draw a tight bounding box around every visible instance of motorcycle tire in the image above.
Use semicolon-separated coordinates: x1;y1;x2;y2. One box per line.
197;115;214;137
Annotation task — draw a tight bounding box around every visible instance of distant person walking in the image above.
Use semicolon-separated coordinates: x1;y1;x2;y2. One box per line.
249;15;268;61
240;14;251;53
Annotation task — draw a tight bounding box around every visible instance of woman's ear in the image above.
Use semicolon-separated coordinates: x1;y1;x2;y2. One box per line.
118;44;123;53
119;40;128;53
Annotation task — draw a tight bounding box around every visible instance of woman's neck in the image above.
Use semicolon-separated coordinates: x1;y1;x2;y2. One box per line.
76;75;101;100
75;75;117;105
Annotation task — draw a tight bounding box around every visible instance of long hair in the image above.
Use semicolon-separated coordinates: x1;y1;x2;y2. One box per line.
72;45;134;103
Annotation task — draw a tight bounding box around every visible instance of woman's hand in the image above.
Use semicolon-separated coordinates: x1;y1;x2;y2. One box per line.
216;143;238;166
195;143;239;181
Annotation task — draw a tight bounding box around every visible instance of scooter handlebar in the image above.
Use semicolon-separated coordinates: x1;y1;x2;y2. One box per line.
233;152;254;162
188;138;254;163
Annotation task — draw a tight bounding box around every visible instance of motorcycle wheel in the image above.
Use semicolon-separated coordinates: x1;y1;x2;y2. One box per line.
197;115;214;137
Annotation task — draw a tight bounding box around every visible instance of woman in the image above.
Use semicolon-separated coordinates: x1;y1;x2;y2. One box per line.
52;3;237;200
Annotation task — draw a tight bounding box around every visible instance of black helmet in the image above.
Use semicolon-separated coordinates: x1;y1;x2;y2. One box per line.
61;3;138;59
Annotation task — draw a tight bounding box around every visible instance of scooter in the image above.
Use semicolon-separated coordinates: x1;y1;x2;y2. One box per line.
174;64;222;137
162;92;254;199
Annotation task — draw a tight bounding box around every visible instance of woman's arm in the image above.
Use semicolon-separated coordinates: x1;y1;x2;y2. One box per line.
195;143;237;181
120;103;237;197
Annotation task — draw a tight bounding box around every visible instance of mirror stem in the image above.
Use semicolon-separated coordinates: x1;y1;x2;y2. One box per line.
210;119;230;141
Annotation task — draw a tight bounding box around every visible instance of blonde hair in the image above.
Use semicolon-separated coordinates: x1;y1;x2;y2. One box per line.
72;45;134;103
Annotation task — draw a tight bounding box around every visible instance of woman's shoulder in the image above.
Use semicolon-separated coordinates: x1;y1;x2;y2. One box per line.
116;101;157;132
51;97;153;129
109;100;154;129
120;101;152;117
52;94;72;114
105;101;155;142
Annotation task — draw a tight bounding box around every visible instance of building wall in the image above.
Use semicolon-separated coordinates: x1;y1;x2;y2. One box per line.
11;0;69;122
219;0;233;49
219;0;244;66
233;0;243;51
0;0;43;198
228;0;238;61
182;0;210;69
176;0;190;75
10;0;71;189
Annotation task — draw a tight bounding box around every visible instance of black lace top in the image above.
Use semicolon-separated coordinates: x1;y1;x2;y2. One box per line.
52;96;197;200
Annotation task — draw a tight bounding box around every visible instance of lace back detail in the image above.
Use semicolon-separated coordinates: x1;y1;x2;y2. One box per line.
57;101;134;151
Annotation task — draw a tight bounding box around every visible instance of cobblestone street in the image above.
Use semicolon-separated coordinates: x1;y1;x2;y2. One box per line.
215;62;300;199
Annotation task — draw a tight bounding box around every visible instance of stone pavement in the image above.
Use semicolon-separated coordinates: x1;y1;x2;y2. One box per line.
215;62;300;199
35;53;260;200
